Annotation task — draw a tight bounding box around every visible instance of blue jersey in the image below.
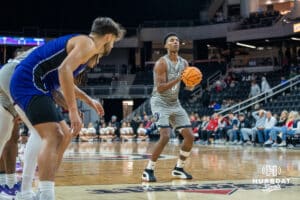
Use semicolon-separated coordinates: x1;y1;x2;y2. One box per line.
10;34;87;111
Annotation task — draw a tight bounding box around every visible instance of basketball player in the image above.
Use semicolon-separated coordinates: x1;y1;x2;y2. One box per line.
142;33;194;182
0;49;106;200
10;17;125;200
0;119;20;197
0;48;44;200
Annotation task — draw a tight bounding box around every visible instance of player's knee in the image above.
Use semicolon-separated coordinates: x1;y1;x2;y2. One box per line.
48;124;64;145
60;124;72;144
160;131;170;143
62;130;72;144
182;128;194;141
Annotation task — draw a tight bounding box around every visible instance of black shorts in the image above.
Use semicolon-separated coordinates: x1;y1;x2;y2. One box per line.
26;95;64;125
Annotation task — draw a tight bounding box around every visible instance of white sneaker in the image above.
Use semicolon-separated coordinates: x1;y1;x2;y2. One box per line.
264;140;273;145
220;140;226;144
15;191;39;200
278;141;286;147
0;192;14;200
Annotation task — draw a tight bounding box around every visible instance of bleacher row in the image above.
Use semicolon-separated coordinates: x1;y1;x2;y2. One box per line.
82;60;300;121
240;10;281;29
264;89;300;113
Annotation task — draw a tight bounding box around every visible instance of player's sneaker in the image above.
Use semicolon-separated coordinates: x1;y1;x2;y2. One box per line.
2;181;21;196
142;169;157;182
0;193;14;200
15;191;39;200
171;167;193;179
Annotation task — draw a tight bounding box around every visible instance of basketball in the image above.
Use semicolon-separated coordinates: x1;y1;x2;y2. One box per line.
182;66;203;87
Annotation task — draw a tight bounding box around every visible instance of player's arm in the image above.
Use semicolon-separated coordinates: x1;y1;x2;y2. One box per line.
51;90;68;110
58;36;95;134
58;37;95;113
74;85;104;116
52;89;84;119
74;85;92;105
155;59;181;93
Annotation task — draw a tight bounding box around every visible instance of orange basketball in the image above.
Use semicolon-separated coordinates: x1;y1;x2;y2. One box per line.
182;66;203;87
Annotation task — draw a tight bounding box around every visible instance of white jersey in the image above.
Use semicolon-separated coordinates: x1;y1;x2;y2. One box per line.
150;55;190;128
0;47;36;116
151;55;186;107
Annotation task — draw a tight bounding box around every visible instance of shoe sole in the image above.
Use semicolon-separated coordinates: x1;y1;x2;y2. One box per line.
141;177;156;182
0;193;15;200
142;173;157;182
171;171;192;179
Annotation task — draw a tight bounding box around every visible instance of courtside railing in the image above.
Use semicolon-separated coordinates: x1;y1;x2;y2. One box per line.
217;75;300;115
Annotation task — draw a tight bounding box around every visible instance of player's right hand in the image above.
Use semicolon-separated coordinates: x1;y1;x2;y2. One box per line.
176;71;184;82
69;111;82;136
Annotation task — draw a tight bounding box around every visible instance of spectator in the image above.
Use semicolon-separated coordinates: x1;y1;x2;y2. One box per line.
209;101;221;111
120;122;135;142
196;116;209;143
241;110;266;145
110;115;120;138
249;80;261;98
226;113;239;144
130;115;142;134
237;113;252;145
86;122;97;141
137;123;149;141
143;115;152;130
215;80;223;92
215;114;229;144
252;110;267;145
190;114;199;131
99;122;115;142
280;76;287;85
264;110;288;146
263;111;277;143
270;111;296;147
202;113;219;144
261;76;272;95
99;122;108;141
79;127;89;142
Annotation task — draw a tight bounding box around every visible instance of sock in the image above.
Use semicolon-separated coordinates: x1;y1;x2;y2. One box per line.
21;130;42;194
0;173;5;185
39;181;55;200
6;173;17;188
176;159;185;168
146;160;156;170
176;150;191;168
18;191;36;200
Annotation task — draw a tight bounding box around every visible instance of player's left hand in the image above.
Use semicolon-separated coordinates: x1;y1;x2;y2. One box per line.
185;86;195;91
90;99;105;116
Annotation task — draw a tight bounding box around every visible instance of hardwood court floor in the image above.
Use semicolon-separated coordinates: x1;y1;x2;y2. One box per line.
52;141;300;200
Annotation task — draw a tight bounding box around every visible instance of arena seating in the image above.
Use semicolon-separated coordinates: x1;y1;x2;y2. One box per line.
240;10;281;29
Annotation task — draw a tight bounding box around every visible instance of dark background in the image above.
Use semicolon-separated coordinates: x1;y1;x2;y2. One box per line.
0;0;211;31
